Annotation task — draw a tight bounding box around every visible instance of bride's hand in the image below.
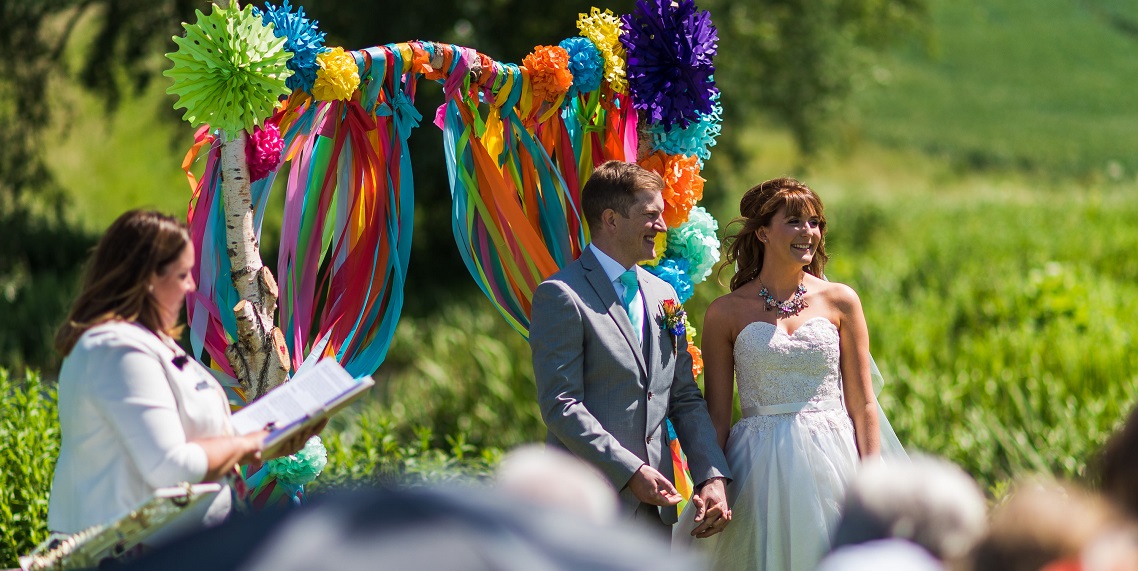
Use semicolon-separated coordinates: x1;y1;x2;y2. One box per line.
691;477;731;538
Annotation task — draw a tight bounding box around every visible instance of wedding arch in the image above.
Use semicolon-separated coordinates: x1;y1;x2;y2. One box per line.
167;0;723;505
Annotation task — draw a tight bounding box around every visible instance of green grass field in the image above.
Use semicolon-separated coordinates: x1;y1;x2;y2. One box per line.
849;0;1138;178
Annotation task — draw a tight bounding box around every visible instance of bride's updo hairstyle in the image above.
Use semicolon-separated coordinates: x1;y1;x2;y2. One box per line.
722;177;828;291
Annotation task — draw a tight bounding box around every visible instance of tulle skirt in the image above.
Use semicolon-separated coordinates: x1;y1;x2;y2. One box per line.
675;409;859;571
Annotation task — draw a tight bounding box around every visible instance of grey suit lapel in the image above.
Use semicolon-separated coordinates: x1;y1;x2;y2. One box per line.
580;249;648;376
637;266;661;372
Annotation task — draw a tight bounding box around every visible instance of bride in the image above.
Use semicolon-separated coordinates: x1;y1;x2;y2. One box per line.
677;177;905;570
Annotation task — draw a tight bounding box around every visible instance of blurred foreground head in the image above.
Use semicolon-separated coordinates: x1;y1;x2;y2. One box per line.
831;455;987;563
970;478;1138;571
1098;404;1138;519
495;444;618;524
120;483;703;571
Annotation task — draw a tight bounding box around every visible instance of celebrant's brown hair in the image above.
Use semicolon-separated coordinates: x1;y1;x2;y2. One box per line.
55;210;191;355
721;177;828;291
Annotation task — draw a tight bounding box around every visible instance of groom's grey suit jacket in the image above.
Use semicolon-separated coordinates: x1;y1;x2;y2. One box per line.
530;247;731;524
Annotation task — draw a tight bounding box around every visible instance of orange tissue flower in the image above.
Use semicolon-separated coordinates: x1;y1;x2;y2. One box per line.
523;45;573;104
688;344;704;377
638;151;705;228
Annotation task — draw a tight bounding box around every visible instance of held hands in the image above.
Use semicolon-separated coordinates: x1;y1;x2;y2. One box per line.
690;477;731;538
628;464;683;506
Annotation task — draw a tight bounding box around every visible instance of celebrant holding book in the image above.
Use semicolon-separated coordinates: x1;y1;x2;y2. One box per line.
47;210;322;546
529;161;732;539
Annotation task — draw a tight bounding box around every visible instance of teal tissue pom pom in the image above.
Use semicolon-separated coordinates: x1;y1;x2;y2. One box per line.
666;206;720;284
266;435;327;486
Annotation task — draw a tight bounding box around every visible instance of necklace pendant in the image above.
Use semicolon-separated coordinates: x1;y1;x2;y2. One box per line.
758;280;809;319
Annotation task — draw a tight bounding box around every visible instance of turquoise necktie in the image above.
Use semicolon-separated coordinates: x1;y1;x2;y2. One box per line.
618;269;642;342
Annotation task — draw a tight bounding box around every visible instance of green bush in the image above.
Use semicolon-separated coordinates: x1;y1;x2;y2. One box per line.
0;369;58;568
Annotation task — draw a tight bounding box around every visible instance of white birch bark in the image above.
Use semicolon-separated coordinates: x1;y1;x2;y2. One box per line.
219;131;290;400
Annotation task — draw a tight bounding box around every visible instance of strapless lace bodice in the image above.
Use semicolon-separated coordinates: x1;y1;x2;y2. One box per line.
734;317;843;409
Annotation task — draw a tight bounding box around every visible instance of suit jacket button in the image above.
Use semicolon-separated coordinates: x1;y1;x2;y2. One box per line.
647;391;654;400
646;436;652;444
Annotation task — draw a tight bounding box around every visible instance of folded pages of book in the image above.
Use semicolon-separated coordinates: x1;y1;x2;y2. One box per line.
20;482;222;571
229;358;374;456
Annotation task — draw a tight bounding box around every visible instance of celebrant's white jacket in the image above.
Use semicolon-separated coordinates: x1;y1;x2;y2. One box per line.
48;321;232;542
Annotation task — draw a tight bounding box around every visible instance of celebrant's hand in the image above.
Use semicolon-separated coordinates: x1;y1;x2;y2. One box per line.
266;418;329;459
629;464;683;507
237;429;270;465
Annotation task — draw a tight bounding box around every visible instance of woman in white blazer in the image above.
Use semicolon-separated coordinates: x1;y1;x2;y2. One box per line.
47;210;311;545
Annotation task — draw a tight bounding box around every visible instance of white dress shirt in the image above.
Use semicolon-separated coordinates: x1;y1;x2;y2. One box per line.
589;244;646;342
48;321;233;543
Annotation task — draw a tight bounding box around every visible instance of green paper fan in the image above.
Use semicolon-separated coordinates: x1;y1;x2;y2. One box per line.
163;3;293;138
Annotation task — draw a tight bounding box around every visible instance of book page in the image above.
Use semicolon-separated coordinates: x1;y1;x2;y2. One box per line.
230;359;363;436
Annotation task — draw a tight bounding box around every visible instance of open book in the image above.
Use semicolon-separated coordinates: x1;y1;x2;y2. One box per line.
230;358;374;456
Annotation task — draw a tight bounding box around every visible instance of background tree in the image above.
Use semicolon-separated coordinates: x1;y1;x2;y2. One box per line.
703;0;927;160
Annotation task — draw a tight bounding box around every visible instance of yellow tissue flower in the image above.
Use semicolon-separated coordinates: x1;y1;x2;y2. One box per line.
312;47;360;102
577;7;628;94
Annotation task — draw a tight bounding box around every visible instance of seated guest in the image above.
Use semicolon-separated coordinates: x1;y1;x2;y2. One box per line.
1098;404;1138;519
828;455;987;566
47;210;316;546
969;479;1124;571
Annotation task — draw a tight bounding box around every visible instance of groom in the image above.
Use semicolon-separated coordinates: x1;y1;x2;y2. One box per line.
530;160;732;538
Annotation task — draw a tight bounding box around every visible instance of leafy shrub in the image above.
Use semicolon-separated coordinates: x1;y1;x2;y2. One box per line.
0;369;58;568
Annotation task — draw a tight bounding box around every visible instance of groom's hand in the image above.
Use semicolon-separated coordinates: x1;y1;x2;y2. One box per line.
690;477;731;538
628;464;683;506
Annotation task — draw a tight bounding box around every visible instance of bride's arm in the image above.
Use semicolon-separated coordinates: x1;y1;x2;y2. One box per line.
702;299;735;451
834;284;881;458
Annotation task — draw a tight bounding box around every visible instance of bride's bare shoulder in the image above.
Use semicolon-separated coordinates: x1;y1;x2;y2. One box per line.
809;276;863;313
706;287;754;322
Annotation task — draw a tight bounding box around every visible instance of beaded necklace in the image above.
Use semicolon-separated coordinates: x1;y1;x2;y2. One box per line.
757;278;808;318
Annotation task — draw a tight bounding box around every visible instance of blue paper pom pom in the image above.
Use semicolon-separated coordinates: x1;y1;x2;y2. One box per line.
645;257;695;303
254;1;327;93
558;37;605;98
647;93;722;167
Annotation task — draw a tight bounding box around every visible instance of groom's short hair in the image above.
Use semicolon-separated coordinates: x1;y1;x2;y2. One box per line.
581;160;664;228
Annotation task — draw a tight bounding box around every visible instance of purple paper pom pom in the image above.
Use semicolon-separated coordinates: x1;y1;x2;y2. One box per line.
645;257;695;303
247;122;285;182
254;1;327;93
558;37;605;97
620;0;719;129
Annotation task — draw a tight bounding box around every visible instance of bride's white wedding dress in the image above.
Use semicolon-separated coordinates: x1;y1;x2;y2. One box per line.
676;316;905;570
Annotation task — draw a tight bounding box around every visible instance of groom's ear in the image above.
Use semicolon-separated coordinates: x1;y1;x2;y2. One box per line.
600;208;618;232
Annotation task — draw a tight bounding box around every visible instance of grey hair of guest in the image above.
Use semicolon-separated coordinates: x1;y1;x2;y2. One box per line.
495;444;619;525
831;455;987;561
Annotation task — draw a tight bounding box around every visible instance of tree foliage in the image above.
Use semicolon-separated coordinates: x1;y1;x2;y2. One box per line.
704;0;927;155
0;0;196;211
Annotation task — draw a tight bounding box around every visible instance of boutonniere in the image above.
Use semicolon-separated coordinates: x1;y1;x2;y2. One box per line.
657;299;687;346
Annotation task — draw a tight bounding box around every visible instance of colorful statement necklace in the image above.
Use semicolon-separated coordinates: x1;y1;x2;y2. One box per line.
757;279;808;318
